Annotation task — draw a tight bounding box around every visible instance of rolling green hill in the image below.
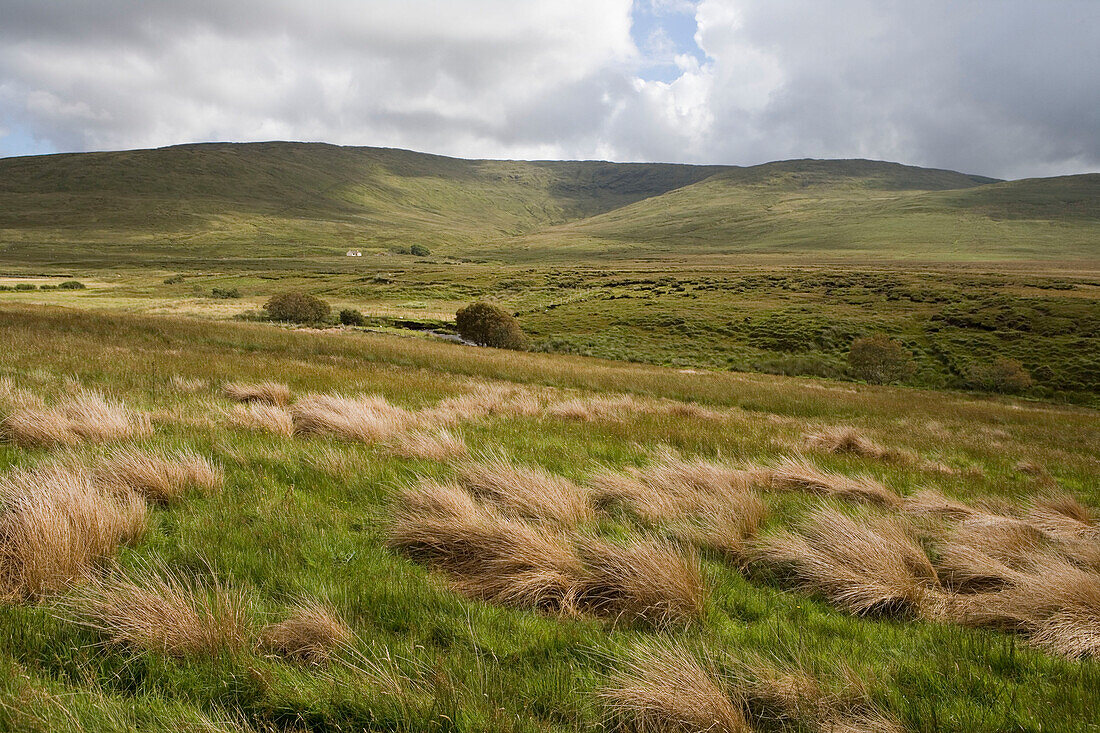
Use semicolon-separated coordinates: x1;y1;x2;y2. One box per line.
0;141;1096;265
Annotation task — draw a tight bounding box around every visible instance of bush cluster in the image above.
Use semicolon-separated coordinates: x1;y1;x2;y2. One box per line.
456;302;526;350
966;357;1033;393
339;308;367;326
264;292;330;323
211;287;241;299
848;335;917;384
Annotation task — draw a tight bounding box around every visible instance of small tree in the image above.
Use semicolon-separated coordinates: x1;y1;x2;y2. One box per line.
967;357;1033;393
58;280;86;290
264;292;330;323
456;301;526;350
409;244;431;257
848;335;917;384
339;308;367;326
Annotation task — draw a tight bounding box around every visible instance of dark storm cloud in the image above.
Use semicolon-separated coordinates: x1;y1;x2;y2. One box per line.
0;0;1096;178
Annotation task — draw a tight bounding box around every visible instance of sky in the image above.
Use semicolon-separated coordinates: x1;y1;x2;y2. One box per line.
0;0;1097;179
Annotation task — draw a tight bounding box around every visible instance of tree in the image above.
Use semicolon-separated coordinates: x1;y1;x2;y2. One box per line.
966;357;1033;393
264;292;330;323
848;335;917;384
409;244;431;257
455;301;526;350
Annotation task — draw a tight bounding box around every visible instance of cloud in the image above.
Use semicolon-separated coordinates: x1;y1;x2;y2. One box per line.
0;0;1096;178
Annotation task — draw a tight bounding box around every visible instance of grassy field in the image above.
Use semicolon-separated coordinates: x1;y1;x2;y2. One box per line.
0;304;1098;732
2;263;1098;406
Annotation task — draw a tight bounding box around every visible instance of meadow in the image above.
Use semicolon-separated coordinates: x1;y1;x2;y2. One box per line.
0;303;1098;732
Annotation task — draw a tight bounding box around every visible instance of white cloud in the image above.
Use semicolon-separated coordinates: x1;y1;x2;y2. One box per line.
0;0;1096;177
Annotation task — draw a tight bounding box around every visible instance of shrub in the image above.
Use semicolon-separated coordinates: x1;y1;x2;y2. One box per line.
455;301;527;350
264;292;330;323
339;308;366;326
966;357;1033;393
58;280;86;290
210;287;241;299
14;283;36;291
409;244;431;257
848;335;916;384
163;275;185;284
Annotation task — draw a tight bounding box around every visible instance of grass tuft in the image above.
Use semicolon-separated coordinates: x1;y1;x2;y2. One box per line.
0;464;146;599
767;457;900;507
57;563;251;657
261;600;352;665
222;381;292;406
1;389;151;448
93;447;223;504
225;402;295;436
292;392;412;443
751;507;938;617
457;453;592;524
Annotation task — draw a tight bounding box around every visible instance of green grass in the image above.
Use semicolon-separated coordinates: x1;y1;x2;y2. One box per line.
0;304;1098;731
1;142;1096;266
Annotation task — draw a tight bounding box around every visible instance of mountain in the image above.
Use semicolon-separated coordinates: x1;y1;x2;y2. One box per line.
0;141;1095;265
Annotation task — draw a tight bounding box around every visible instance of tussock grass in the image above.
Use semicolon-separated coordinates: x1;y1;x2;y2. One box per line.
589;453;767;560
767;457;900;508
168;375;208;393
457;454;592;524
423;383;545;423
600;640;750;733
58;564;250;657
1;389;151;448
945;556;1100;658
576;536;706;626
225;402;295;436
1025;493;1099;541
751;507;938;617
92;447;222;504
222;381;291;406
601;640;903;733
388;481;583;614
901;489;983;520
803;426;910;462
261;600;352;665
390;481;704;623
0;464;146;599
292;393;412;443
387;427;468;461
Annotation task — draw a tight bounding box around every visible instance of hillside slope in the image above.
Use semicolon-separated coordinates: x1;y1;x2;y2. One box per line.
0;141;1096;265
500;166;1100;262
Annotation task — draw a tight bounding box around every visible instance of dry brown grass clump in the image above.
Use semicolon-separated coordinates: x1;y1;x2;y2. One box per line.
577;537;706;626
751;507;938;616
601;640;903;733
1025;493;1099;541
388;481;584;614
423;383;545;424
589;454;768;560
901;489;982;520
292;393;412;443
589;454;763;520
945;556;1100;658
802;427;917;467
1;390;151;448
456;454;592;524
600;640;750;733
390;481;706;624
0;464;146;599
168;375;208;394
261;601;352;665
222;381;291;406
58;564;250;656
387;427;468;461
225;402;295;436
92;447;223;504
767;457;901;508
